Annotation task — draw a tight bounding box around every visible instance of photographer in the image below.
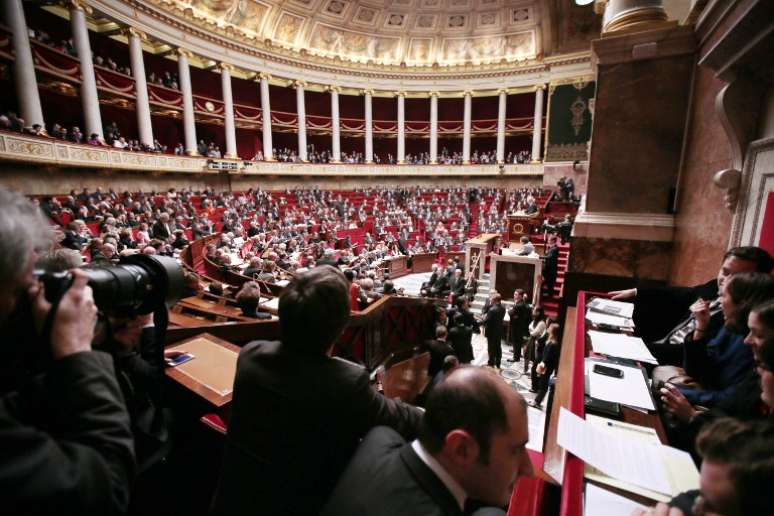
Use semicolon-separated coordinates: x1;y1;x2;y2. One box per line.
0;187;135;515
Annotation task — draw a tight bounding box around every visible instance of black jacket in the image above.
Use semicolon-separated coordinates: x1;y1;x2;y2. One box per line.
211;340;423;516
0;351;135;515
322;426;464;516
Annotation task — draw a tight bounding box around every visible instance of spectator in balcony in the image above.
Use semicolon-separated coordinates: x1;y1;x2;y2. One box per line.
51;123;67;139
113;137;128;149
197;139;208;156
87;133;103;146
153;140;166;153
0;112;10;130
70;126;84;144
94;55;104;67
8;112;24;132
253;150;264;161
24;123;45;136
173;143;184;155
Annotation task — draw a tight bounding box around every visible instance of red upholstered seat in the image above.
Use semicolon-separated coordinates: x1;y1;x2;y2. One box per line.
200;413;227;435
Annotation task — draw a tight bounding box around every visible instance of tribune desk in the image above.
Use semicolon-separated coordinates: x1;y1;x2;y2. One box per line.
508;291;668;516
490;252;542;305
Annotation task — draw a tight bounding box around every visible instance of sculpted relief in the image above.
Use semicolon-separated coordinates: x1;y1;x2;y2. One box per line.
309;24;400;62
440;30;534;63
185;0;268;35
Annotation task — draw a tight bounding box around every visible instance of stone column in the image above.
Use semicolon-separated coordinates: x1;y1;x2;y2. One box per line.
70;2;103;139
462;90;472;164
127;29;153;147
330;86;341;163
599;0;668;34
531;85;545;163
397;92;405;164
219;64;237;158
177;49;197;155
4;0;45;130
429;92;438;164
364;89;374;163
496;88;507;164
259;73;274;161
294;81;307;161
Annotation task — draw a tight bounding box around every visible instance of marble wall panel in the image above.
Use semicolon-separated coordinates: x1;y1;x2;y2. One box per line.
668;65;733;286
569;235;672;281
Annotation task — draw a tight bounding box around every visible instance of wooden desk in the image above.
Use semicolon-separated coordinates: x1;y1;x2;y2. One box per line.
411;253;437;273
385;255;409;279
464;233;500;280
165;333;240;410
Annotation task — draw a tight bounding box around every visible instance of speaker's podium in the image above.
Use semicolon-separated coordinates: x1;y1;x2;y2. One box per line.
490;250;543;306
506;214;542;242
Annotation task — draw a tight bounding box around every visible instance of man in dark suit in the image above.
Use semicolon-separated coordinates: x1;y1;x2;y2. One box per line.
430;265;451;298
426;325;456;377
507;289;531;362
482;293;506;369
541;236;559;296
608;246;772;364
448;268;466;300
151;212;172;240
211;266;423;516
449;312;474;363
322;367;533;516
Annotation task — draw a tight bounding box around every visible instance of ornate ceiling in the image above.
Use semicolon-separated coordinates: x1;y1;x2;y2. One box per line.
142;0;596;67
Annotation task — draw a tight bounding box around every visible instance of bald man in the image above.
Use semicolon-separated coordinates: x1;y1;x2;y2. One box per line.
322;367;533;516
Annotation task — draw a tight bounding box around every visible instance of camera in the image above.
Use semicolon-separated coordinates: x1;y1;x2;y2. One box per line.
34;254;185;317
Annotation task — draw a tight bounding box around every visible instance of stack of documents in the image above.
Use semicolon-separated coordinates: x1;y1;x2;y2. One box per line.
586;298;635;330
558;408;699;501
588;330;658;364
585;359;655;411
585;484;647;515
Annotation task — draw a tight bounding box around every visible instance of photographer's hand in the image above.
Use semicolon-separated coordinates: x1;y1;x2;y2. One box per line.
29;269;98;359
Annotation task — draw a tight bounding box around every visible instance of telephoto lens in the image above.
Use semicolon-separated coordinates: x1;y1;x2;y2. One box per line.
36;254;184;316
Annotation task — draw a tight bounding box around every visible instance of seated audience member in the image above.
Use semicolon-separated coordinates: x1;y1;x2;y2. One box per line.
0;187;135;513
182;271;203;297
659;299;774;451
61;221;89;250
661;272;774;411
211;266;423;516
425;355;460;399
633;418;774;516
242;257;263;279
35;247;85;272
234;282;271;319
322;367;533;516
609;246;772;364
516;236;535;256
170;229;189;249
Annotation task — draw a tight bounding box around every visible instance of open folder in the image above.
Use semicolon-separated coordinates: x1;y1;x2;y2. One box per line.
558;408;699;502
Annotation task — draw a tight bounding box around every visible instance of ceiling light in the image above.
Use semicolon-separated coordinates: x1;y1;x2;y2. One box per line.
575;0;594;5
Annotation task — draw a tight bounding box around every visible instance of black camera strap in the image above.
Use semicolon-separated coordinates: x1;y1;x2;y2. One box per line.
40;294;63;352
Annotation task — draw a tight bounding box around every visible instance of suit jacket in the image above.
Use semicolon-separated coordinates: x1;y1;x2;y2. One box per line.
633;279;718;343
210;340;423;516
508;301;531;344
151;220;171;240
483;304;506;340
542;246;559;279
448;325;474;363
426;339;455;376
321;426;464;516
448;277;466;298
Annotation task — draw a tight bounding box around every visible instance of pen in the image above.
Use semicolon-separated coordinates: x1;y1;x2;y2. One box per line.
606;420;653;435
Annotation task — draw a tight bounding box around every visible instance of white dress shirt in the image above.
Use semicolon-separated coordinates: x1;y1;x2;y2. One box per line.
411;440;467;511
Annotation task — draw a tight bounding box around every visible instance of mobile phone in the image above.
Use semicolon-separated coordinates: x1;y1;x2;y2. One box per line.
593;363;624;379
165;352;194;367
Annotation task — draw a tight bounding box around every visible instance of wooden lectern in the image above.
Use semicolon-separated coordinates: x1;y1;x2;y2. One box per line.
490;253;542;306
506;214;542;242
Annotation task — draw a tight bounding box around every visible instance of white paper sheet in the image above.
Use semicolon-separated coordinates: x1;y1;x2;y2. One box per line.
526;406;545;452
585;310;635;330
260;297;280;311
586;359;655;411
585;484;647;516
588;331;658;364
557;408;672;496
587;298;635;319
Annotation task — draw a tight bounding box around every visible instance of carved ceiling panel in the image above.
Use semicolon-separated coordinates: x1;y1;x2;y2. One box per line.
144;0;555;66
